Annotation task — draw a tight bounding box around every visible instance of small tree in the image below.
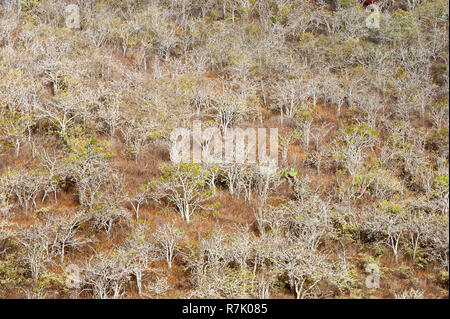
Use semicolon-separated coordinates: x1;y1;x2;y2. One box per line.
67;139;113;208
87;202;130;238
1;169;45;217
275;245;334;299
96;89;123;138
37;99;82;142
208;90;247;134
252;164;281;234
20;224;54;280
405;211;431;262
0;110;33;157
145;272;170;298
425;215;449;271
335;124;379;176
126;183;153;220
271;77;308;124
39;152;61;203
219;162;247;197
363;202;407;263
120;117;158;162
119;222;155;296
278;129;301;163
82;252;131;299
49;212;89;264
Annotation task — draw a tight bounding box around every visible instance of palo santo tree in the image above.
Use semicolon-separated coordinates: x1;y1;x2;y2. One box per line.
155;163;214;224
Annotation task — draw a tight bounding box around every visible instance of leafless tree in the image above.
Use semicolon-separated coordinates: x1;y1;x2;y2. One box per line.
87;202;130;237
275;245;334;299
219;162;245;197
266;197;333;251
278;129;300;164
1;169;45;217
23;284;48;299
152;222;183;269
0;110;33;157
295;114;314;153
329;82;347;117
335;124;379;176
185;228;256;298
39;151;62;203
37;99;82;141
405;212;431;262
120;117;158;162
425;215;449;271
82;252;131;299
96;88;123;138
252;164;281;234
145;272;170;298
227;224;254;270
20;224;54;280
67;143;114;209
48;212;90;264
209;90;248;134
271;77;308;124
363;209;407;263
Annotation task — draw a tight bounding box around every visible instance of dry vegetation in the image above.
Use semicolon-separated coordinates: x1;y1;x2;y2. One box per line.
0;0;448;299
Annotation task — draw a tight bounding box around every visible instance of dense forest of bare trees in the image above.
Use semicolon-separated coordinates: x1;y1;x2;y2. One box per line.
0;0;448;299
